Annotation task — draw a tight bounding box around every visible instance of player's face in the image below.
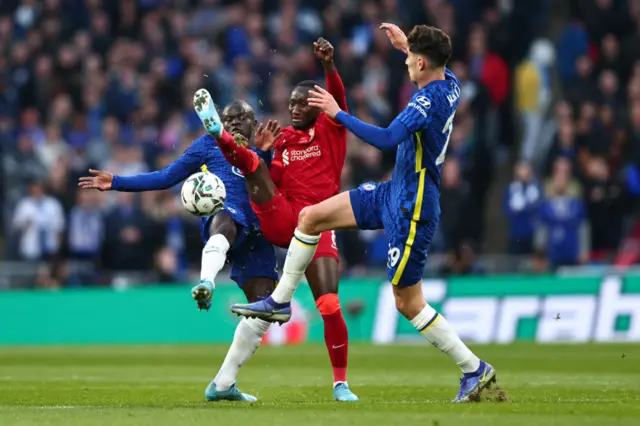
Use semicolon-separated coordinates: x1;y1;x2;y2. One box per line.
222;104;256;140
289;87;320;130
405;51;424;85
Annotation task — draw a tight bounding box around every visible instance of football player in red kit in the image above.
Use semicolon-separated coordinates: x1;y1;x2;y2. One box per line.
193;38;357;401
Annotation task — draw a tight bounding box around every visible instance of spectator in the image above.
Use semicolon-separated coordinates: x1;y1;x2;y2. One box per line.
556;17;589;85
515;39;555;162
536;158;590;269
67;190;104;261
5;0;640;282
582;156;624;261
102;192;153;271
11;180;65;261
438;241;484;276
545;120;579;176
503;161;542;255
565;55;599;108
438;158;470;251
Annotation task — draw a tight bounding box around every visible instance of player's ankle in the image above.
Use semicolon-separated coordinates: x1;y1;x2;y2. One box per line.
458;356;481;374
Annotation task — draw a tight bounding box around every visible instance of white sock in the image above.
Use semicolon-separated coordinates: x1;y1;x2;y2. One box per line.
411;304;481;373
270;229;320;303
201;234;230;284
214;317;270;391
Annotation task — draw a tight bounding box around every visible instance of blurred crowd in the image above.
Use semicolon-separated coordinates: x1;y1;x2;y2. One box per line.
2;0;637;288
504;0;640;272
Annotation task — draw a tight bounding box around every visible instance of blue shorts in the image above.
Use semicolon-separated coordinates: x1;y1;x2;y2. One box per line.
349;181;437;286
201;202;279;287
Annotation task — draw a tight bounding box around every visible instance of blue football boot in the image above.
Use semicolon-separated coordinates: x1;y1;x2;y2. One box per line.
205;380;257;402
191;280;214;311
333;383;359;402
452;360;496;403
231;296;292;323
193;88;223;138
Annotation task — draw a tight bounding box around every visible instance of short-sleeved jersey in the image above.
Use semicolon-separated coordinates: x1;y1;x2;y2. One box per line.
273;114;347;207
393;68;460;221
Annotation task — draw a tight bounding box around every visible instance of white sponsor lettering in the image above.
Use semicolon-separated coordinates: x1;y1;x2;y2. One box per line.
408;103;428;118
537;296;596;343
283;145;322;164
495;297;540;343
595;276;640;342
447;85;461;106
445;298;498;343
372;276;640;344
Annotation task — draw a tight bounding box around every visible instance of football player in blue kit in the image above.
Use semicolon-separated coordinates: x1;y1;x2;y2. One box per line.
234;24;497;403
78;100;282;402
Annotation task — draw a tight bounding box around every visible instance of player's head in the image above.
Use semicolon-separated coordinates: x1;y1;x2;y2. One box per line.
289;80;321;130
222;100;257;140
405;25;452;86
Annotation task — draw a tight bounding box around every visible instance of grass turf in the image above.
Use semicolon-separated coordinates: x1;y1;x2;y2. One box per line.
0;343;638;425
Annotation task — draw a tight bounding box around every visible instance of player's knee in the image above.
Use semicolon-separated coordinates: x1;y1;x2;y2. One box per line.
211;213;237;243
394;291;423;319
298;206;320;234
204;233;231;254
243;278;276;303
315;292;341;316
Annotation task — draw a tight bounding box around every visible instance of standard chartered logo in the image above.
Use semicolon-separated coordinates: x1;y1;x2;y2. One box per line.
373;276;640;344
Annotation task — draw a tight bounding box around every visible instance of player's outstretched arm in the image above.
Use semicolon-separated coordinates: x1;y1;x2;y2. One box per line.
314;37;347;111
308;86;411;151
78;151;202;192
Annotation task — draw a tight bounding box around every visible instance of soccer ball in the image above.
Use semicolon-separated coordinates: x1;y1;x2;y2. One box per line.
181;172;226;217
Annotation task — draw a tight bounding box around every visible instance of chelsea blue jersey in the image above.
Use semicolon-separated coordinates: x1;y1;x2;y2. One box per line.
393;68;460;221
182;135;270;237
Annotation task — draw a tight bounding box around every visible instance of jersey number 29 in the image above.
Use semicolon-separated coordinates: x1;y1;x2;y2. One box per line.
436;112;455;166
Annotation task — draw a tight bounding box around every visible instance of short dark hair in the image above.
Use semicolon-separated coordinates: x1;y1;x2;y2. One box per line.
407;25;452;68
295;80;321;90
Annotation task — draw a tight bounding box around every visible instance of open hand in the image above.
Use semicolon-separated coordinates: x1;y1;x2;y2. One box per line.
254;120;282;151
380;23;408;54
78;169;114;191
308;85;342;120
314;37;334;63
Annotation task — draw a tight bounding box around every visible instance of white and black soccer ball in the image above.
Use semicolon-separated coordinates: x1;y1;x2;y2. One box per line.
181;172;226;217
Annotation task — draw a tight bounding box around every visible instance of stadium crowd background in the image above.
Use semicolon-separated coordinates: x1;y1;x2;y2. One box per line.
1;0;639;289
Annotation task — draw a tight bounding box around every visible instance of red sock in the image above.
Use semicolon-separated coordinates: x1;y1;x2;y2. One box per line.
216;130;260;174
316;293;348;383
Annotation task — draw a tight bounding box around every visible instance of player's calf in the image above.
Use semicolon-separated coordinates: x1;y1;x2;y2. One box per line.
393;284;496;402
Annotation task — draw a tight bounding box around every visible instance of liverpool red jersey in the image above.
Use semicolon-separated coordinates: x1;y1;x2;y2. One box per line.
270;70;347;207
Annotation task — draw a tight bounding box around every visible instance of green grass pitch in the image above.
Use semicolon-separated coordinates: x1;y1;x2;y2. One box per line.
0;343;638;425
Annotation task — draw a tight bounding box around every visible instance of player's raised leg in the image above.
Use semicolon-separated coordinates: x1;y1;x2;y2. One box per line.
192;213;237;311
194;89;262;174
231;191;357;321
204;277;274;402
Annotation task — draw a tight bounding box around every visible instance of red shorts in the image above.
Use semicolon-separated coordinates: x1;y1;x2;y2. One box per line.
250;191;338;261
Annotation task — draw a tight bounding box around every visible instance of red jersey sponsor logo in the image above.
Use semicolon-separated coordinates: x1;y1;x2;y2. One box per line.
282;145;322;166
